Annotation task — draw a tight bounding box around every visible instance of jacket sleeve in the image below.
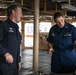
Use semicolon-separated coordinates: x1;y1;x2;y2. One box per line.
17;46;21;63
72;26;76;41
18;33;22;63
47;28;53;43
0;24;7;55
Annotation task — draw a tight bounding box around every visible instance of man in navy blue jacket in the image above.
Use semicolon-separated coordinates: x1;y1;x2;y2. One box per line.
0;3;22;75
47;12;76;74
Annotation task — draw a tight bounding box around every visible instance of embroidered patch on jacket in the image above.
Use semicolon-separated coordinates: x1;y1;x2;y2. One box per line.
64;32;71;36
52;33;55;36
9;27;14;32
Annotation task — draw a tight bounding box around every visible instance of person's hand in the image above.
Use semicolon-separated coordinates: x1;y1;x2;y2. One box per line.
4;53;13;63
48;48;54;54
18;63;21;71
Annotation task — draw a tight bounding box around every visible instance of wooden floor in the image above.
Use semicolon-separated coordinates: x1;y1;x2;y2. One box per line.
19;49;52;75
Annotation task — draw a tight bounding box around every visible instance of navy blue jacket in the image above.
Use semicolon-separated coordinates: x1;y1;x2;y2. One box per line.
47;22;76;65
0;18;22;68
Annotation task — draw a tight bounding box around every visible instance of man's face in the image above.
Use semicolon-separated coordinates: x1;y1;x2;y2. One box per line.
55;16;65;28
14;7;23;23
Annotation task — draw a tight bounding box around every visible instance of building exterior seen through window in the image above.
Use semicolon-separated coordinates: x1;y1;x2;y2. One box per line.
18;22;52;47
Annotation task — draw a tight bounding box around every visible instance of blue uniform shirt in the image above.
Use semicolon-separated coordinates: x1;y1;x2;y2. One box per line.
47;22;76;65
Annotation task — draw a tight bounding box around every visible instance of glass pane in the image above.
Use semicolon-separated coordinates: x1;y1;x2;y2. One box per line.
71;22;76;27
40;22;52;32
24;23;33;47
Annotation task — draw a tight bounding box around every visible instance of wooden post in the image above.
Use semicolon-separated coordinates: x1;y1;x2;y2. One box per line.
33;0;40;72
21;21;25;50
44;0;46;11
56;3;58;12
21;0;23;6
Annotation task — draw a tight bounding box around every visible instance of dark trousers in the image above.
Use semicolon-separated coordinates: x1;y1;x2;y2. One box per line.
51;63;75;74
0;68;18;75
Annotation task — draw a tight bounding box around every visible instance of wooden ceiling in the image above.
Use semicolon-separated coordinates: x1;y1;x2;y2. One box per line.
0;0;76;21
15;0;76;15
0;0;76;15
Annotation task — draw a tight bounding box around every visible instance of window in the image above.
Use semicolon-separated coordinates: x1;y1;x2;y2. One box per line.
40;22;51;32
24;23;33;47
71;22;76;27
24;22;52;47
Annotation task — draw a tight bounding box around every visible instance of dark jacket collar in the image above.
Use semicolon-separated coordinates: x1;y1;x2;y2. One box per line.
6;18;19;29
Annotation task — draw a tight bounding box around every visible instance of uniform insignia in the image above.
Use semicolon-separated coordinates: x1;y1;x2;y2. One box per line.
65;26;68;28
64;32;71;36
52;33;55;36
9;27;14;32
